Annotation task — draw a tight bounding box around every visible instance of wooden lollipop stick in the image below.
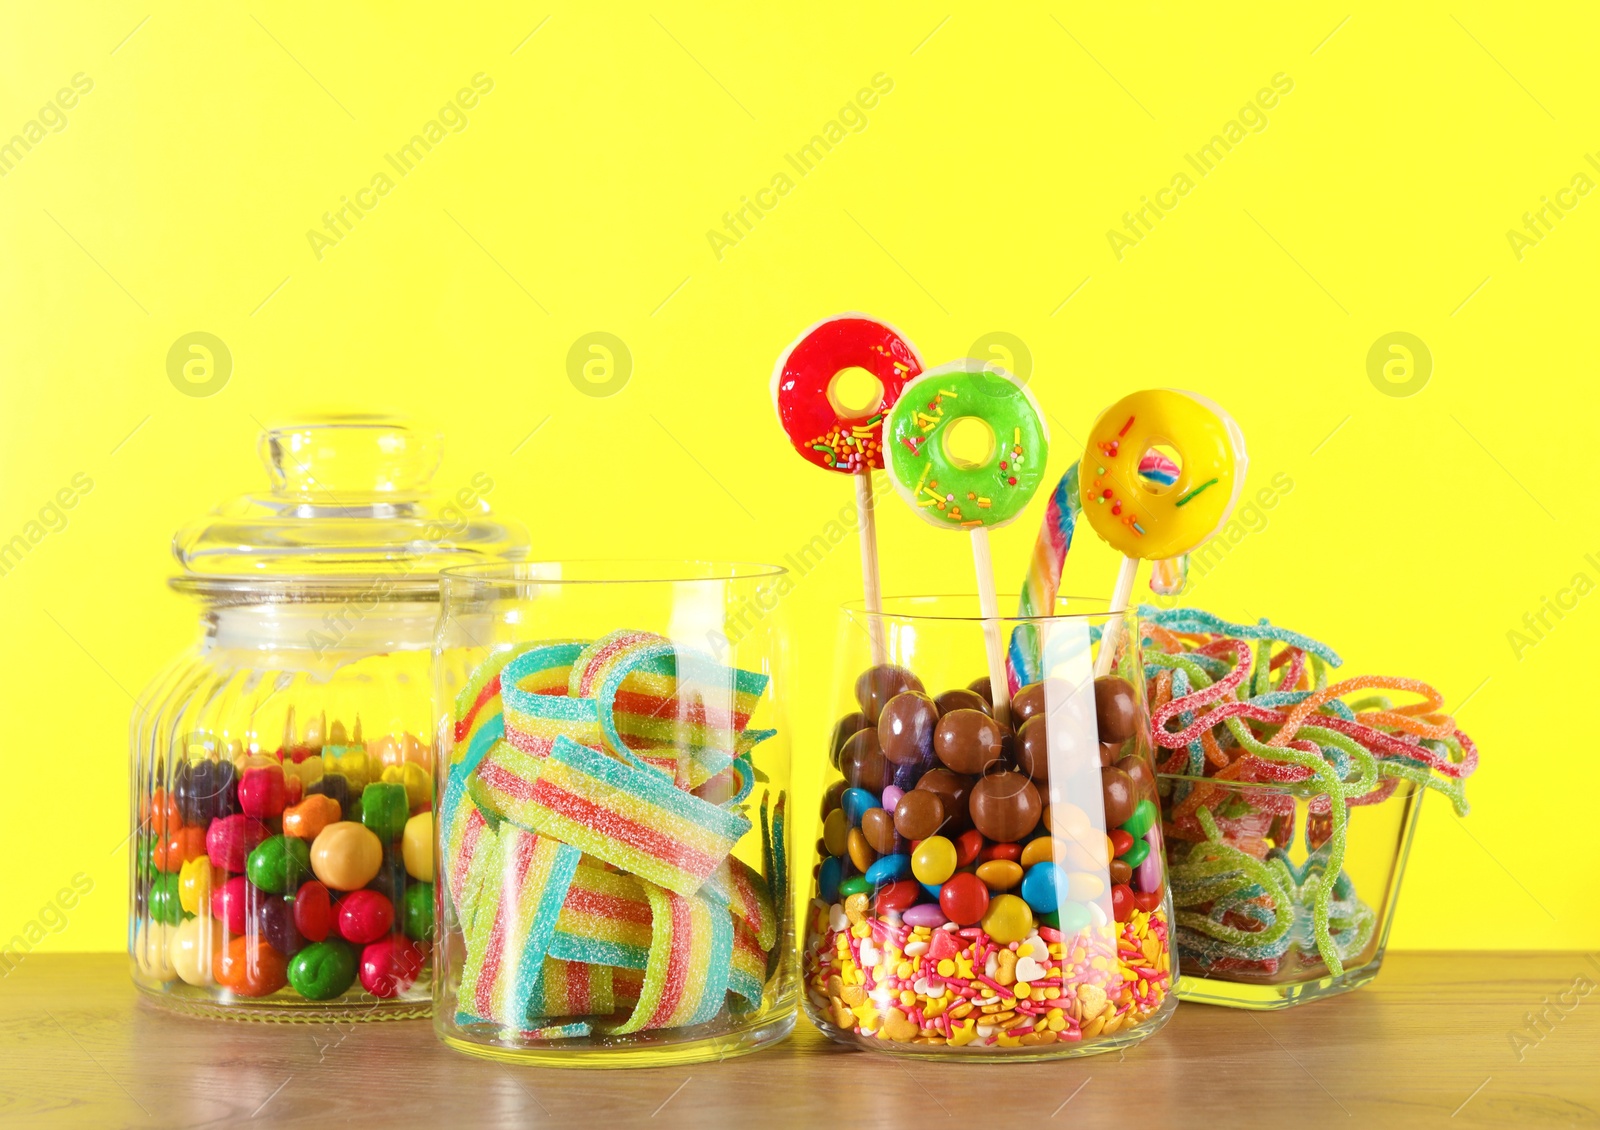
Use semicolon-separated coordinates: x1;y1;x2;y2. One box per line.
1095;555;1140;678
969;526;1012;727
855;471;887;667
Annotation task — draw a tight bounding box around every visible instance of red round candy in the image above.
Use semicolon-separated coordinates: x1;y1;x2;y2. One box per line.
358;937;426;998
237;766;288;819
772;316;923;474
212;875;249;934
873;879;922;916
1132;888;1164;913
206;814;270;873
336;889;394;944
293;880;333;943
953;829;985;869
977;841;1022;864
1109;829;1135;858
1111;883;1134;923
938;872;990;926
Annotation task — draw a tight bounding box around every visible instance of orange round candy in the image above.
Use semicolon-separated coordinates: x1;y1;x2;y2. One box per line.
310;821;384;891
216;937;287;997
283;795;341;840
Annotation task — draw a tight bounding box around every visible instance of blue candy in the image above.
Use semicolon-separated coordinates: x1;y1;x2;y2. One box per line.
819;855;842;903
842;788;877;827
864;853;912;886
1020;861;1069;913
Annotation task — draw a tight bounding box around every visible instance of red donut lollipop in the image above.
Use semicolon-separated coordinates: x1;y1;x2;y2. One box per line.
771;315;923;473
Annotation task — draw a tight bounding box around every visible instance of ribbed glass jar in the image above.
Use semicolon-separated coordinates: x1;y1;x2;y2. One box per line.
129;418;525;1020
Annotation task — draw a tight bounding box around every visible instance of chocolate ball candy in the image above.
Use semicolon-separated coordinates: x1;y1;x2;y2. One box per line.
967;676;993;706
1015;716;1050;786
878;692;939;765
1110;858;1133;885
1095;676;1139;744
839;729;892;793
915;768;974;834
1100;740;1123;767
861;807;899;854
1012;682;1047;725
855;665;925;722
830;712;869;769
1116;754;1157;802
934;688;990;717
1101;765;1137;828
933;709;1007;775
968;771;1042;843
893;789;946;840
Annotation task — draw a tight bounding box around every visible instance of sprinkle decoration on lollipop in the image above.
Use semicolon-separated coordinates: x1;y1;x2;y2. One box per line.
884;360;1050;724
772;315;923;665
1078;390;1247;677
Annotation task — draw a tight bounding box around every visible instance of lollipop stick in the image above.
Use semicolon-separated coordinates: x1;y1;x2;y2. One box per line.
969;526;1012;727
854;471;887;667
1095;555;1140;677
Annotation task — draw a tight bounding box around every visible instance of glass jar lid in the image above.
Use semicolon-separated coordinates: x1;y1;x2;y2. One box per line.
170;416;527;600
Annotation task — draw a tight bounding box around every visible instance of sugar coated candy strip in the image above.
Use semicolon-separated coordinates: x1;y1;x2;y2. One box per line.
501;641;601;757
458;827;580;1027
702;855;778;951
494;736;750;896
530;957;615;1020
603;882;733;1034
728;917;767;1010
548;861;653;970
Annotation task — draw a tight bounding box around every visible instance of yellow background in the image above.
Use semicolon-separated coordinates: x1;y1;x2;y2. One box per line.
1;2;1591;954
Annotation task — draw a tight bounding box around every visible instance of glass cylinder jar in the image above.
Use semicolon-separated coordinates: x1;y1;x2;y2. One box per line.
433;561;796;1065
1158;772;1423;1008
802;595;1176;1059
129;418;526;1019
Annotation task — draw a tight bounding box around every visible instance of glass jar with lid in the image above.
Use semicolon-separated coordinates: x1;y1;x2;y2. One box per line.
129;417;526;1019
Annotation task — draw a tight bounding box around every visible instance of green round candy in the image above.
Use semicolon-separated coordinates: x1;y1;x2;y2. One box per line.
246;835;311;895
402;882;435;942
838;875;871;898
1122;837;1150;868
1057;901;1092;935
361;782;410;843
286;940;357;1001
1121;798;1157;840
149;873;183;925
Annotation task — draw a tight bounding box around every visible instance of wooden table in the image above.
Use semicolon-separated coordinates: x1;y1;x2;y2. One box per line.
2;954;1595;1128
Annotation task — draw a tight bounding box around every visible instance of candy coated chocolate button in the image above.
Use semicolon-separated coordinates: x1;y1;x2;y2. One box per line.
938;872;990;925
873;878;921;915
839;729;892;793
1101;766;1137;828
953;828;985;868
830;712;870;769
1122;798;1157;839
820;780;847;817
981;893;1033;943
846;828;877;872
1109;858;1133;885
861;807;898;854
933;709;1006;775
910;835;957;885
1111;882;1134;922
1015;716;1050;785
854;665;924;722
933;688;989;717
968;771;1042;843
1095;675;1139;743
878;692;939;765
893;789;945;840
822;807;849;856
842;788;877;826
914;769;974;834
976;859;1023;890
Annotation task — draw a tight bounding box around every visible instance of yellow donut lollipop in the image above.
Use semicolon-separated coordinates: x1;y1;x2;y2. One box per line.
1078;389;1247;561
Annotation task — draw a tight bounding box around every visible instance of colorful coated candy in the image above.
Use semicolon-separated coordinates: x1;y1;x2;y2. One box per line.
282;795;340;840
938;872;990;926
401;812;433;882
910;836;957;885
286;940;358;1001
245;835;311;896
402;882;434;942
980;892;1033;944
336;889;395;945
357;937;425;998
361;782;410;843
309;822;384;892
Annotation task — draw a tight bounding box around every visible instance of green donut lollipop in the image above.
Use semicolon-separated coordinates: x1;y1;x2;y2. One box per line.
884;361;1050;529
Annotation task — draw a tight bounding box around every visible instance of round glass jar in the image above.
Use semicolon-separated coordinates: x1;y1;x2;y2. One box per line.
129;418;526;1020
802;595;1177;1059
433;561;796;1066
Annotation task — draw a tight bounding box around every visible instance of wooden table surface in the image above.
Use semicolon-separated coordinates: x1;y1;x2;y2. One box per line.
2;953;1596;1128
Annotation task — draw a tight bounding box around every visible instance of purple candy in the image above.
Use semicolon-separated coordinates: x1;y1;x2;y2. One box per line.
1138;828;1163;892
903;904;948;929
881;785;905;813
